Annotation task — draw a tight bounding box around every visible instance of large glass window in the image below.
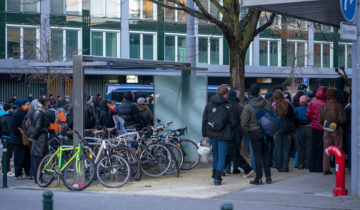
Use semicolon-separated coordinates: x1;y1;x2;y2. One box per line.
260;39;280;66
106;32;118;57
51;0;81;15
91;32;103;56
338;43;352;69
50;28;81;61
66;30;79;61
7;0;39;13
165;35;186;62
198;38;208;64
347;45;352;69
91;31;120;57
338;44;345;68
165;36;175;61
314;42;333;68
91;0;120;18
178;36;186;62
198;36;222;65
198;0;221;24
51;29;63;61
129;33;155;60
7;26;39;60
129;0;156;20
287;41;307;67
164;0;186;22
210;38;219;65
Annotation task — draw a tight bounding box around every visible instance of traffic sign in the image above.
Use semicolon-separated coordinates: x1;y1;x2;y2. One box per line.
340;0;357;22
302;78;309;87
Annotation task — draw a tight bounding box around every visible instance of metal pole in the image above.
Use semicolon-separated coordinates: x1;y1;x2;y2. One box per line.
72;55;84;146
2;137;8;188
43;190;53;210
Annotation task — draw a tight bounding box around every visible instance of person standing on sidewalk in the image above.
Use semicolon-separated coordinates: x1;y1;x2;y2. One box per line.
318;88;346;175
202;86;235;185
241;84;274;185
306;86;327;172
0;103;14;176
294;95;312;169
10;98;31;180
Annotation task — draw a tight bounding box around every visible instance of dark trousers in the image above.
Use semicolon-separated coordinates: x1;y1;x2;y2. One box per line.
249;131;271;180
309;129;323;172
2;143;14;172
296;126;312;167
30;155;42;178
274;133;291;170
225;135;252;174
209;138;228;172
14;144;31;177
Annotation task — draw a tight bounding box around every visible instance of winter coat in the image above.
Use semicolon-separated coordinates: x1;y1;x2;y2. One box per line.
335;77;348;107
9;109;26;145
0;110;12;137
228;96;243;144
294;105;311;126
318;100;346;128
306;86;327;130
241;95;274;133
202;95;236;141
138;104;153;126
30;102;48;157
116;101;143;129
96;100;115;129
66;103;97;129
277;102;297;134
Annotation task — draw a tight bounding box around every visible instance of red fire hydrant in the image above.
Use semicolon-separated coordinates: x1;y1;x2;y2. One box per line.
325;146;348;196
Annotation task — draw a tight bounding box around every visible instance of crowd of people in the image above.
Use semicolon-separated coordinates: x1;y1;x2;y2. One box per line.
0;92;154;181
202;77;351;186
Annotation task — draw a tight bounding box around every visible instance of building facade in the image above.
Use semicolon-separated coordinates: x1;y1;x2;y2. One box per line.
0;0;352;101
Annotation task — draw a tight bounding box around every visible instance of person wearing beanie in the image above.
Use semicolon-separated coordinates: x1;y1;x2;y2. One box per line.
137;97;153;127
0;103;14;176
116;91;143;129
294;95;312;169
10;98;31;179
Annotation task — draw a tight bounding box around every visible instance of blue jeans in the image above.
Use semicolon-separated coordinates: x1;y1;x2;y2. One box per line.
209;138;228;172
274;133;291;170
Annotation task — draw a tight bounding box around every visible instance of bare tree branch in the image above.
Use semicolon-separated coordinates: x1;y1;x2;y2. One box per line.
254;13;275;36
209;0;226;15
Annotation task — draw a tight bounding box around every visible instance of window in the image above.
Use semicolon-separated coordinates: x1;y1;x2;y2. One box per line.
51;0;82;15
198;36;223;65
286;40;307;67
90;0;120;18
6;0;39;13
164;34;186;62
6;26;39;60
314;41;333;68
338;43;352;69
314;23;333;33
50;28;82;61
259;39;281;67
245;43;253;66
164;0;186;22
129;0;156;20
198;0;221;24
91;30;120;57
129;32;157;60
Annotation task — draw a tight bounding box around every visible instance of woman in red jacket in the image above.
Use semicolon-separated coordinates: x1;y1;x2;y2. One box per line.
306;86;327;172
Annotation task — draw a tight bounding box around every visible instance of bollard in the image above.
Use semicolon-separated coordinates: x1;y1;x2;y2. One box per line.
221;202;233;210
2;137;8;188
325;146;348;196
43;190;53;210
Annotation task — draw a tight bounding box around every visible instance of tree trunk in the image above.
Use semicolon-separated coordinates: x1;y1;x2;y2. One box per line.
229;45;246;104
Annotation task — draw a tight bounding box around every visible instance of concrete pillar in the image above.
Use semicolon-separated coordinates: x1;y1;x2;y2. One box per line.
253;35;259;66
40;0;50;61
308;22;314;67
121;0;129;58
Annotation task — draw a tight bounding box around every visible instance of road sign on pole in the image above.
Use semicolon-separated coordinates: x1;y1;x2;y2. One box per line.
340;0;357;22
302;77;309;87
340;22;358;41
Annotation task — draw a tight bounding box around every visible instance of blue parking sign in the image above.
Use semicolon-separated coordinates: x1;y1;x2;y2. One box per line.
340;0;357;22
302;78;309;87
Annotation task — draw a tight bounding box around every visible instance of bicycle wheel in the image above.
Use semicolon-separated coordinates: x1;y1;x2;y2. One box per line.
96;154;131;188
140;143;172;177
36;154;56;187
62;157;95;191
165;143;183;174
179;139;200;170
113;146;142;181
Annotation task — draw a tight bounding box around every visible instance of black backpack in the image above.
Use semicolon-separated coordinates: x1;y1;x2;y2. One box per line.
206;102;230;132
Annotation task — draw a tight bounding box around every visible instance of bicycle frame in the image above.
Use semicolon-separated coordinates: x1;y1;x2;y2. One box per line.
43;144;82;173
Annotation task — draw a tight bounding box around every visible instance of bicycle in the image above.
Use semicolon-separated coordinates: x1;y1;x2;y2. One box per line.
36;131;96;191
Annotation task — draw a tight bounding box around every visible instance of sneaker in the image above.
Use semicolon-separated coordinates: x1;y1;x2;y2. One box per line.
15;176;25;180
249;179;263;185
7;171;15;177
243;170;255;178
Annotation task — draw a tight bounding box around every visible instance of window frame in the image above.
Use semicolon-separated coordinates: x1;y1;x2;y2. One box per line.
197;35;223;65
286;39;308;67
339;42;352;69
6;0;40;13
129;31;157;60
90;29;121;58
90;0;121;18
313;41;333;68
164;33;187;62
5;24;40;60
259;38;281;67
129;0;157;20
50;26;82;61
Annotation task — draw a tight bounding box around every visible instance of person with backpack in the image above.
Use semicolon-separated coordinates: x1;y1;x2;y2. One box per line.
27;98;49;182
306;86;327;172
202;86;236;185
272;90;297;172
46;98;58;139
318;88;346;175
10;98;31;180
48;100;68;136
241;84;274;185
0;103;14;176
137;97;153;127
294;95;312;169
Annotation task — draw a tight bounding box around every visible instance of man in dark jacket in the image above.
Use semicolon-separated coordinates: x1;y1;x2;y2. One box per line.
202;86;236;185
10;98;31;179
95;99;115;129
241;84;274;185
116;91;143;129
28;99;49;181
67;95;97;130
0;103;14;176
